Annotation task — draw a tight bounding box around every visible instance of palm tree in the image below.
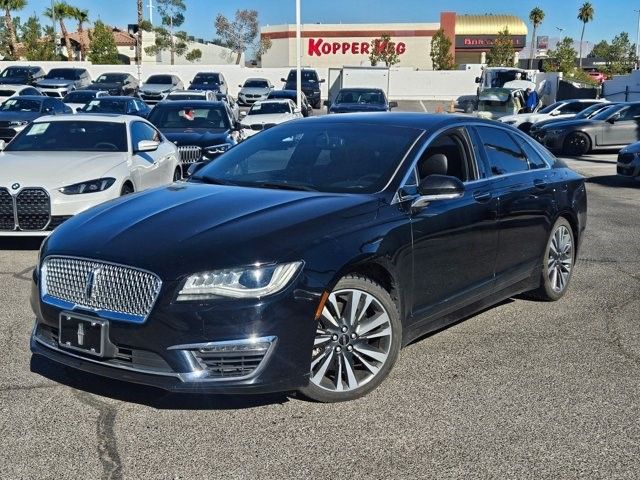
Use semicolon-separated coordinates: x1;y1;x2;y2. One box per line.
71;7;89;61
578;2;595;68
136;0;143;65
528;7;545;69
44;1;75;61
0;0;27;60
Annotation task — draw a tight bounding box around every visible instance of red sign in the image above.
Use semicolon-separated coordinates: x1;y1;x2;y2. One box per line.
308;38;406;57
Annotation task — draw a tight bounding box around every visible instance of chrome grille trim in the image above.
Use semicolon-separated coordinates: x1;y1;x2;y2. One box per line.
41;256;162;323
0;188;15;230
0;187;51;231
178;145;203;165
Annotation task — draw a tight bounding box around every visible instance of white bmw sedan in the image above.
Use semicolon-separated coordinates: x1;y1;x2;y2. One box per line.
0;114;180;236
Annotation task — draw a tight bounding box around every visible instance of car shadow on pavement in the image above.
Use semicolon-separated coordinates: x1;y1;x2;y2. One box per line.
563;155;618;165
586;175;639;188
30;355;293;410
0;237;44;250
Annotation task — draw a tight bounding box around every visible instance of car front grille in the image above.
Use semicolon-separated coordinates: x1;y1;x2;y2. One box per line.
618;153;635;165
41;257;162;322
191;339;274;378
0;127;17;141
178;145;203;164
0;187;51;231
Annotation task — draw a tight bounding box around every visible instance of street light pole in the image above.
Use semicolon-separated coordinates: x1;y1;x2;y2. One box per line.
295;0;301;110
635;10;640;69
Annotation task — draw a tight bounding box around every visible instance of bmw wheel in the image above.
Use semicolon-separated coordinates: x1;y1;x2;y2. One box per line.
563;132;590;156
120;183;134;196
173;167;182;181
300;275;401;402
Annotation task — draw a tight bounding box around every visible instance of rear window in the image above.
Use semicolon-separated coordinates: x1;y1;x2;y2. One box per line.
146;75;173;84
193;73;220;84
244;79;269;88
64;91;97;103
148;105;230;130
287;70;318;83
46;69;81;80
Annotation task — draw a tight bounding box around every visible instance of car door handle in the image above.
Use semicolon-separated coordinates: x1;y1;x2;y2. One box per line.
533;179;548;190
473;191;492;202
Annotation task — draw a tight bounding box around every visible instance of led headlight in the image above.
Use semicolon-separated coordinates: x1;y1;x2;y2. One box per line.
59;177;116;195
177;261;303;301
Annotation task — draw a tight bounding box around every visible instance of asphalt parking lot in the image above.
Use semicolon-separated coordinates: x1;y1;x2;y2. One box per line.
1;149;639;478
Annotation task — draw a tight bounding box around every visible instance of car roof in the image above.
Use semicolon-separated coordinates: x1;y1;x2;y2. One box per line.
0;84;34;89
93;96;136;100
338;87;384;92
153;100;226;107
35;113;142;123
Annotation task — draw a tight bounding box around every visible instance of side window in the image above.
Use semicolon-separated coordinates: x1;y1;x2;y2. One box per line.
131;121;160;148
618;105;640;121
475;126;529;176
42;98;56;113
513;135;549;170
559;102;587;114
127;100;138;113
54;100;65;113
416;129;472;183
135;99;147;111
21;88;38;95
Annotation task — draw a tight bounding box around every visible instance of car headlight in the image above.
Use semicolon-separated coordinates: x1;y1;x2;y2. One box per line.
59;177;116;195
177;261;303;301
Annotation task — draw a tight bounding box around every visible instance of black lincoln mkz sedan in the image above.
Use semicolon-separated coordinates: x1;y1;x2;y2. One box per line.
30;113;586;402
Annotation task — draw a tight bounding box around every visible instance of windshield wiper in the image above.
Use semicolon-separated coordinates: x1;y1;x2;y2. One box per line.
255;181;318;192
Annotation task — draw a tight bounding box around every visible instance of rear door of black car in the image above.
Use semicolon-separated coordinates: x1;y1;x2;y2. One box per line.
472;125;555;290
409;127;499;322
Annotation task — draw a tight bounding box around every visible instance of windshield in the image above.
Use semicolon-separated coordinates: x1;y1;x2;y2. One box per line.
575;103;611;119
146;75;173;85
539;102;563;114
64;91;97;103
592;104;626;121
6;121;127;152
193;73;220;84
1;68;29;78
244;79;269;88
0;89;17;97
248;102;290;115
148;106;229;129
167;93;206;100
81;99;127;114
45;69;79;80
486;70;526;88
287;70;318;83
96;73;127;84
336;90;385;104
0;98;42;112
193;123;420;194
479;99;510;112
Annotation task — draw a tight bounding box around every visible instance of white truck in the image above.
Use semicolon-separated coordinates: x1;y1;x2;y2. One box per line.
327;66;390;105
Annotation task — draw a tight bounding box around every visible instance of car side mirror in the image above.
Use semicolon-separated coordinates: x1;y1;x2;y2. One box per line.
608;114;620;124
550;110;560;116
412;175;465;209
240;111;247;118
389;101;398;109
323;100;331;107
281;78;286;82
238;84;243;88
135;139;160;153
293;107;301;114
319;79;326;83
475;77;481;83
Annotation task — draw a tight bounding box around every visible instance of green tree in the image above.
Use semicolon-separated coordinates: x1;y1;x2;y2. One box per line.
87;20;120;64
20;14;57;60
577;2;594;68
546;37;578;74
589;40;609;58
429;29;454;70
606;32;636;75
44;1;75;60
143;0;198;65
135;0;143;64
368;33;400;66
70;7;89;60
528;7;545;69
486;27;515;67
0;0;26;59
214;9;271;65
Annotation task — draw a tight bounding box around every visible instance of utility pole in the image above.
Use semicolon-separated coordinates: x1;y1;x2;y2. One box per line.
295;0;301;110
636;10;640;69
147;0;154;25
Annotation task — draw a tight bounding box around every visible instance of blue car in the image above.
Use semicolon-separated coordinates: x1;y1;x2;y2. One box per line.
325;88;397;113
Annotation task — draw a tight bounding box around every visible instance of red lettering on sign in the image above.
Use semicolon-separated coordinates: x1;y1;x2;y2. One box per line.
332;42;340;54
308;38;322;56
361;42;370;54
305;38;406;57
352;42;360;54
396;42;406;54
342;42;350;54
321;42;331;54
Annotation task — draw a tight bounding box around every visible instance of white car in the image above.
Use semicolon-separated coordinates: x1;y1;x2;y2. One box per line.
0;84;43;103
165;90;216;101
499;99;607;132
63;89;109;112
240;99;302;137
0;114;180;236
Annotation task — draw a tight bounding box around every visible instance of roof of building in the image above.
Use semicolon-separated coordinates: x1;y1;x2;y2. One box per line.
455;15;528;36
68;27;136;47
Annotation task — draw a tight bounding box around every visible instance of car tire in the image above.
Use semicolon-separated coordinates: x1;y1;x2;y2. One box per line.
299;274;402;403
120;183;134;196
527;217;575;301
313;100;321;109
563;132;591;156
173;167;182;181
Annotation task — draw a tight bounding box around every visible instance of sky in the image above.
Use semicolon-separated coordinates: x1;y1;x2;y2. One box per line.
14;0;639;46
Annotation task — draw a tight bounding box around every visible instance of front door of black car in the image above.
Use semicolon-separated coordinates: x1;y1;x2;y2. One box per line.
409;128;499;321
472;125;555;288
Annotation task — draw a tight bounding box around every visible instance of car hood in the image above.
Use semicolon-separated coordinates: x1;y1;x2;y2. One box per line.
44;183;380;278
36;79;75;88
330;103;388;113
240;87;270;95
242;113;293;125
0;151;128;189
0;111;42;123
141;84;172;93
539;119;599;131
160;128;231;147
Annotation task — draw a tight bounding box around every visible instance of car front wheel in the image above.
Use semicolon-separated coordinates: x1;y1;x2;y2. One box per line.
299;275;401;403
563;132;590;156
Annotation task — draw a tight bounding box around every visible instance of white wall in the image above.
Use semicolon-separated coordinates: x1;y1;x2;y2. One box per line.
0;61;483;100
603;71;640;101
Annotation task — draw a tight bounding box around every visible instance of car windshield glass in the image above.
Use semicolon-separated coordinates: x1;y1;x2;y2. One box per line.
0;89;17;96
64;91;97;103
1;68;29;78
193;123;420;194
5;121;127;152
0;98;41;112
45;69;79;80
96;74;127;83
592;104;627;120
575;103;609;119
81;99;126;114
148;106;229;129
146;75;173;84
479;99;510;112
539;102;563;114
193;73;220;84
336;90;384;104
249;102;290;115
287;71;318;83
244;80;269;88
487;70;525;87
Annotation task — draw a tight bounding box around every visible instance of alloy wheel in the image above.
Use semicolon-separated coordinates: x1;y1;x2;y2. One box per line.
310;288;393;392
547;225;573;293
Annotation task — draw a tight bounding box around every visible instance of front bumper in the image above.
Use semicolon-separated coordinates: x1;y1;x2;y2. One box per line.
536;131;567;152
140;92;168;104
30;273;317;394
238;93;268;104
617;153;640;178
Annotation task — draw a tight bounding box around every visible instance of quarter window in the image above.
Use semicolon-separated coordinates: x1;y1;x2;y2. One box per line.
513;135;548;170
475;126;529;176
618;105;640;121
131;121;160;148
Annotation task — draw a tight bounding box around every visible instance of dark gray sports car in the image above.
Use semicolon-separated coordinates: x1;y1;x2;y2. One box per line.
534;102;640;155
